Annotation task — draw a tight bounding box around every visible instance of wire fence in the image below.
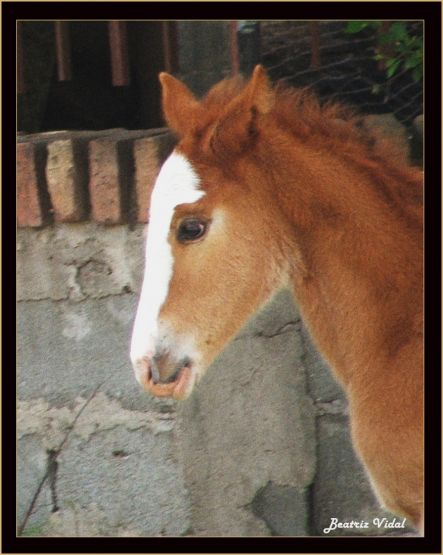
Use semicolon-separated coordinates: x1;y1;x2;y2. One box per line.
258;21;423;128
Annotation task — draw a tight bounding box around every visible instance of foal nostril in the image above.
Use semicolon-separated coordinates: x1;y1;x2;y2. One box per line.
151;353;192;384
152;351;172;383
149;357;160;384
164;366;181;383
163;356;192;383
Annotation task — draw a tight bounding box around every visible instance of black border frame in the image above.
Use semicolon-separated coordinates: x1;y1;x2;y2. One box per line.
5;2;441;553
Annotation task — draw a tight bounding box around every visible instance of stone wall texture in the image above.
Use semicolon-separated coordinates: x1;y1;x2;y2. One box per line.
17;224;417;538
16;120;418;537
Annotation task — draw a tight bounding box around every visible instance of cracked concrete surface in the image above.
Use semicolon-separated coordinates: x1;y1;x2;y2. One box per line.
17;224;145;302
251;481;310;535
17;389;188;536
18;392;175;450
17;223;395;537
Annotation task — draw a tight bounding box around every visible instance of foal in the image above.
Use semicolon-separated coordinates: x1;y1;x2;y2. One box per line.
131;66;423;530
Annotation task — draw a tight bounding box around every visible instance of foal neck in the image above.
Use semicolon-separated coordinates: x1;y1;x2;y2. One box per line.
266;138;423;385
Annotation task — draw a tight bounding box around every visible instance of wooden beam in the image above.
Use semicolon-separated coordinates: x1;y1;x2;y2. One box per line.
54;21;72;81
162;21;178;74
377;21;393;72
230;21;240;75
109;21;130;86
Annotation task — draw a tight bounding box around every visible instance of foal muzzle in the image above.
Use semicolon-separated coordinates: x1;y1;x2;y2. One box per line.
132;353;196;400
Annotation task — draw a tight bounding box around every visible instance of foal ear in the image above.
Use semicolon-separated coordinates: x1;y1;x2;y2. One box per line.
210;65;274;155
159;73;201;137
245;64;274;114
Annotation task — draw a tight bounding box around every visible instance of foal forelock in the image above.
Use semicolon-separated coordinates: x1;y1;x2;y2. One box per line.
131;151;205;359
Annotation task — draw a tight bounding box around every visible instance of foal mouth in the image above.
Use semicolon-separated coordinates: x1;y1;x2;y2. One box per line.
151;356;192;384
140;358;195;400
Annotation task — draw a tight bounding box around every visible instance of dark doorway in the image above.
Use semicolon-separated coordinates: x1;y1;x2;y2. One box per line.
18;21;172;133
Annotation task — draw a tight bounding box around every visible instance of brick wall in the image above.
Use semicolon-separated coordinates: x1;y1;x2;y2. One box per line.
16;114;421;230
17;128;175;228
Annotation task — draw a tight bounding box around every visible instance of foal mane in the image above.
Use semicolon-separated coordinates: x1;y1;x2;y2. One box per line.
201;75;406;165
200;75;423;224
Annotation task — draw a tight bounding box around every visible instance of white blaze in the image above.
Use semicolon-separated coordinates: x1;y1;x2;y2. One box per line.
130;151;204;364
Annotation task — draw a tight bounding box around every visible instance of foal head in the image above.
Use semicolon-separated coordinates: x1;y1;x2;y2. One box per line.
130;66;290;399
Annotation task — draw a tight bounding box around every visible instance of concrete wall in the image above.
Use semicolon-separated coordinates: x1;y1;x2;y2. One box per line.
17;223;414;537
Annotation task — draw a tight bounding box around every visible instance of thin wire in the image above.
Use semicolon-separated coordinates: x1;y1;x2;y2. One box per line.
260;21;422;126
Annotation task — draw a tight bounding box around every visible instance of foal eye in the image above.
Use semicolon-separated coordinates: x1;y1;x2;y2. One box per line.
177;219;207;243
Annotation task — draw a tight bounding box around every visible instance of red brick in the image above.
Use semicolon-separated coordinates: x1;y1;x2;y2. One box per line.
88;138;124;224
46;140;88;222
134;133;175;223
17;142;44;227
